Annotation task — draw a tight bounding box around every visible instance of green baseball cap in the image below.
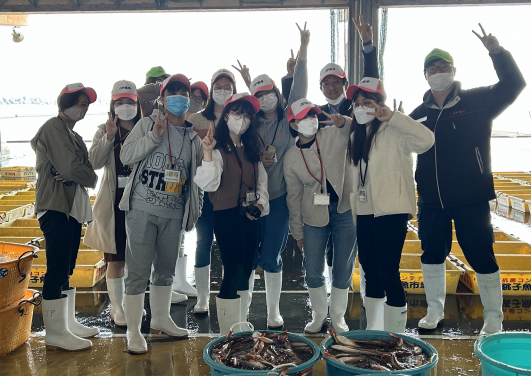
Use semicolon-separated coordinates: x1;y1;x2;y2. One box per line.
146;66;170;81
424;48;454;68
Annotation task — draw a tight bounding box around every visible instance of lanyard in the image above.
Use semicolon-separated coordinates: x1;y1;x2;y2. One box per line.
116;126;132;171
359;159;369;187
166;123;187;169
299;137;324;193
257;119;280;147
231;147;255;190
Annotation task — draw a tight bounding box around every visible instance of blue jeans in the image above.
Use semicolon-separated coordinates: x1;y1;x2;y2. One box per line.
195;192;214;268
303;202;357;289
253;193;290;273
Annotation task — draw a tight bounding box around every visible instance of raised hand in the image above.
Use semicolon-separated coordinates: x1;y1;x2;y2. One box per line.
201;124;217;155
106;112;118;141
393;99;404;114
320;110;346;128
287;49;298;76
296;22;310;46
153;111;168;137
367;105;394;122
232;60;252;89
472;23;502;54
352;14;372;43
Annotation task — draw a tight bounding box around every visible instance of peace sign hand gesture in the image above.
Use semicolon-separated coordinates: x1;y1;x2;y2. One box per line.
201;124;217;156
472;23;502;54
296;22;310;46
366;105;394;122
287;49;298;76
352;14;372;43
106;112;118;141
320;110;346;128
153;112;168;137
393;99;404;114
232;60;252;89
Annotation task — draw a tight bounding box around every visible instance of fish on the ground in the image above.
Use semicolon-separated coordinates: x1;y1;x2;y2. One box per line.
325;329;430;371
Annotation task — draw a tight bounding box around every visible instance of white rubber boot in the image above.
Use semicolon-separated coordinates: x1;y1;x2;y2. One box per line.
63;288;100;338
327;265;333;305
216;296;241;335
330;287;349;332
194;266;210;314
42;296;92;351
236;290;252;332
418;263;446;329
124;293;147;354
359;264;366;299
149;285;188;337
247;270;256;317
304;286;328;334
172;255;197;297
264;271;284;328
107;277;126;327
477;270;503;336
384;303;408;333
363;296;385;330
171;291;188;304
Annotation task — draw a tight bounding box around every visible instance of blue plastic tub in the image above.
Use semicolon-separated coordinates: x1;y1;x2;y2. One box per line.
203;330;321;376
474;332;531;376
320;330;438;376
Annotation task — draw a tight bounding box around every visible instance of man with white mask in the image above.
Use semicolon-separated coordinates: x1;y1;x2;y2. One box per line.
410;24;525;336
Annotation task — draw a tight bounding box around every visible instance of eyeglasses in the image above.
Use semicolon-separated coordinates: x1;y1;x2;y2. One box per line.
190;94;204;104
255;91;275;100
213;85;232;94
426;63;453;74
229;111;251;122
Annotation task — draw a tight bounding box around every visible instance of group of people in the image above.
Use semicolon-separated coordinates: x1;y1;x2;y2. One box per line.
31;16;525;354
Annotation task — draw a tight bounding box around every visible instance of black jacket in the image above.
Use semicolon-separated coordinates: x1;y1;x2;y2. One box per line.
281;47;379;122
410;49;526;209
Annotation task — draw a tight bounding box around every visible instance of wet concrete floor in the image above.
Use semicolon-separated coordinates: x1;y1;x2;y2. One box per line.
2;222;531;375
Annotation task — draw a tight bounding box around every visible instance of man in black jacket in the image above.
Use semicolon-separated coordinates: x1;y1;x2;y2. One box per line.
410;24;526;335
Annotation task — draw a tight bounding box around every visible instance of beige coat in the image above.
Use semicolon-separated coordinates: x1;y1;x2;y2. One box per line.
83;124;120;254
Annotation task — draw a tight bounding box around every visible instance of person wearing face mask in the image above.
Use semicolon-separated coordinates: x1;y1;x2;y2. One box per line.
194;93;269;335
118;74;203;354
187;69;237;315
283;98;355;334
138;66;170;117
409;25;525;335
84;80;142;328
185;81;208;121
30;83;99;352
346;78;434;333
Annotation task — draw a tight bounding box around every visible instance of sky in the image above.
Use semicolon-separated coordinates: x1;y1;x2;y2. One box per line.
0;5;530;134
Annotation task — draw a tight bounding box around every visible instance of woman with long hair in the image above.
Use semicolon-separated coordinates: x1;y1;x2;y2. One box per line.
31;83;99;351
346;78;434;333
84;80;142;327
194;93;269;334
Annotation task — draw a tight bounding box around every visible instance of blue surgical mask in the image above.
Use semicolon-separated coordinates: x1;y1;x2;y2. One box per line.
166;95;190;116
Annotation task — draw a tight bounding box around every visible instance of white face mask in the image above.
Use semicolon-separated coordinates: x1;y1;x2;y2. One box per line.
227;115;251;135
115;104;137;121
326;92;346;106
297;117;319;137
259;93;278;114
353;106;375;125
63;105;85;122
213;90;233;107
188;97;203;114
427;72;455;92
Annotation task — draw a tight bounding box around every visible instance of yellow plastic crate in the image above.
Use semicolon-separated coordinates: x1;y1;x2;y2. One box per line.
449;254;531;295
351;254;464;295
0;167;35;179
402;240;531;255
31;237;91;250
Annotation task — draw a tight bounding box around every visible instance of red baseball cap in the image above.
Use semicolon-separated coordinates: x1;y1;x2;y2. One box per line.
287;98;322;123
346;77;386;100
58;83;97;104
225;92;260;114
191;81;209;99
160;74;191;95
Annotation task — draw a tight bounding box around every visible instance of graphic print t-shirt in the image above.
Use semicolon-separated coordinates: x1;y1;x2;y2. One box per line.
130;123;193;219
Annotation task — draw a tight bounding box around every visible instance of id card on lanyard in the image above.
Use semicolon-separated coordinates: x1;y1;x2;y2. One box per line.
299;137;330;206
163;123;187;182
359;160;368;202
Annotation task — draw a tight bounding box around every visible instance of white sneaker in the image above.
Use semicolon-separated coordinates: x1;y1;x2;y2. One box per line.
107;277;126;327
384;303;408;333
330;287;349;333
171;291;188;304
194;265;210;314
477;270;503;336
42;296;92;351
418;263;446;330
216;296;241;335
124;293;147;354
304;286;328;334
363;296;385;330
149;285;188;337
63;288;100;338
264;271;284;328
172;255;197;297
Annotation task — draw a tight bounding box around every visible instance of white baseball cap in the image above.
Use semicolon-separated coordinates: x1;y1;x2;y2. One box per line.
287;98;322;123
319;63;346;82
211;69;236;84
111;80;138;101
346;77;386;99
251;74;275;95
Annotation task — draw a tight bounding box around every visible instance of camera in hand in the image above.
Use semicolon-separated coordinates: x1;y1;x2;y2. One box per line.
239;203;261;220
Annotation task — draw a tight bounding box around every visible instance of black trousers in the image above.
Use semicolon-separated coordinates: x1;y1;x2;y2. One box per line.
357;213;408;307
418;201;498;274
326;233;334;267
214;207;259;299
38;210;82;300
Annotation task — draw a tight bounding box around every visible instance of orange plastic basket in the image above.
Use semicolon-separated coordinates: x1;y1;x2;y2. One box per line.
0;289;41;356
0;242;38;309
